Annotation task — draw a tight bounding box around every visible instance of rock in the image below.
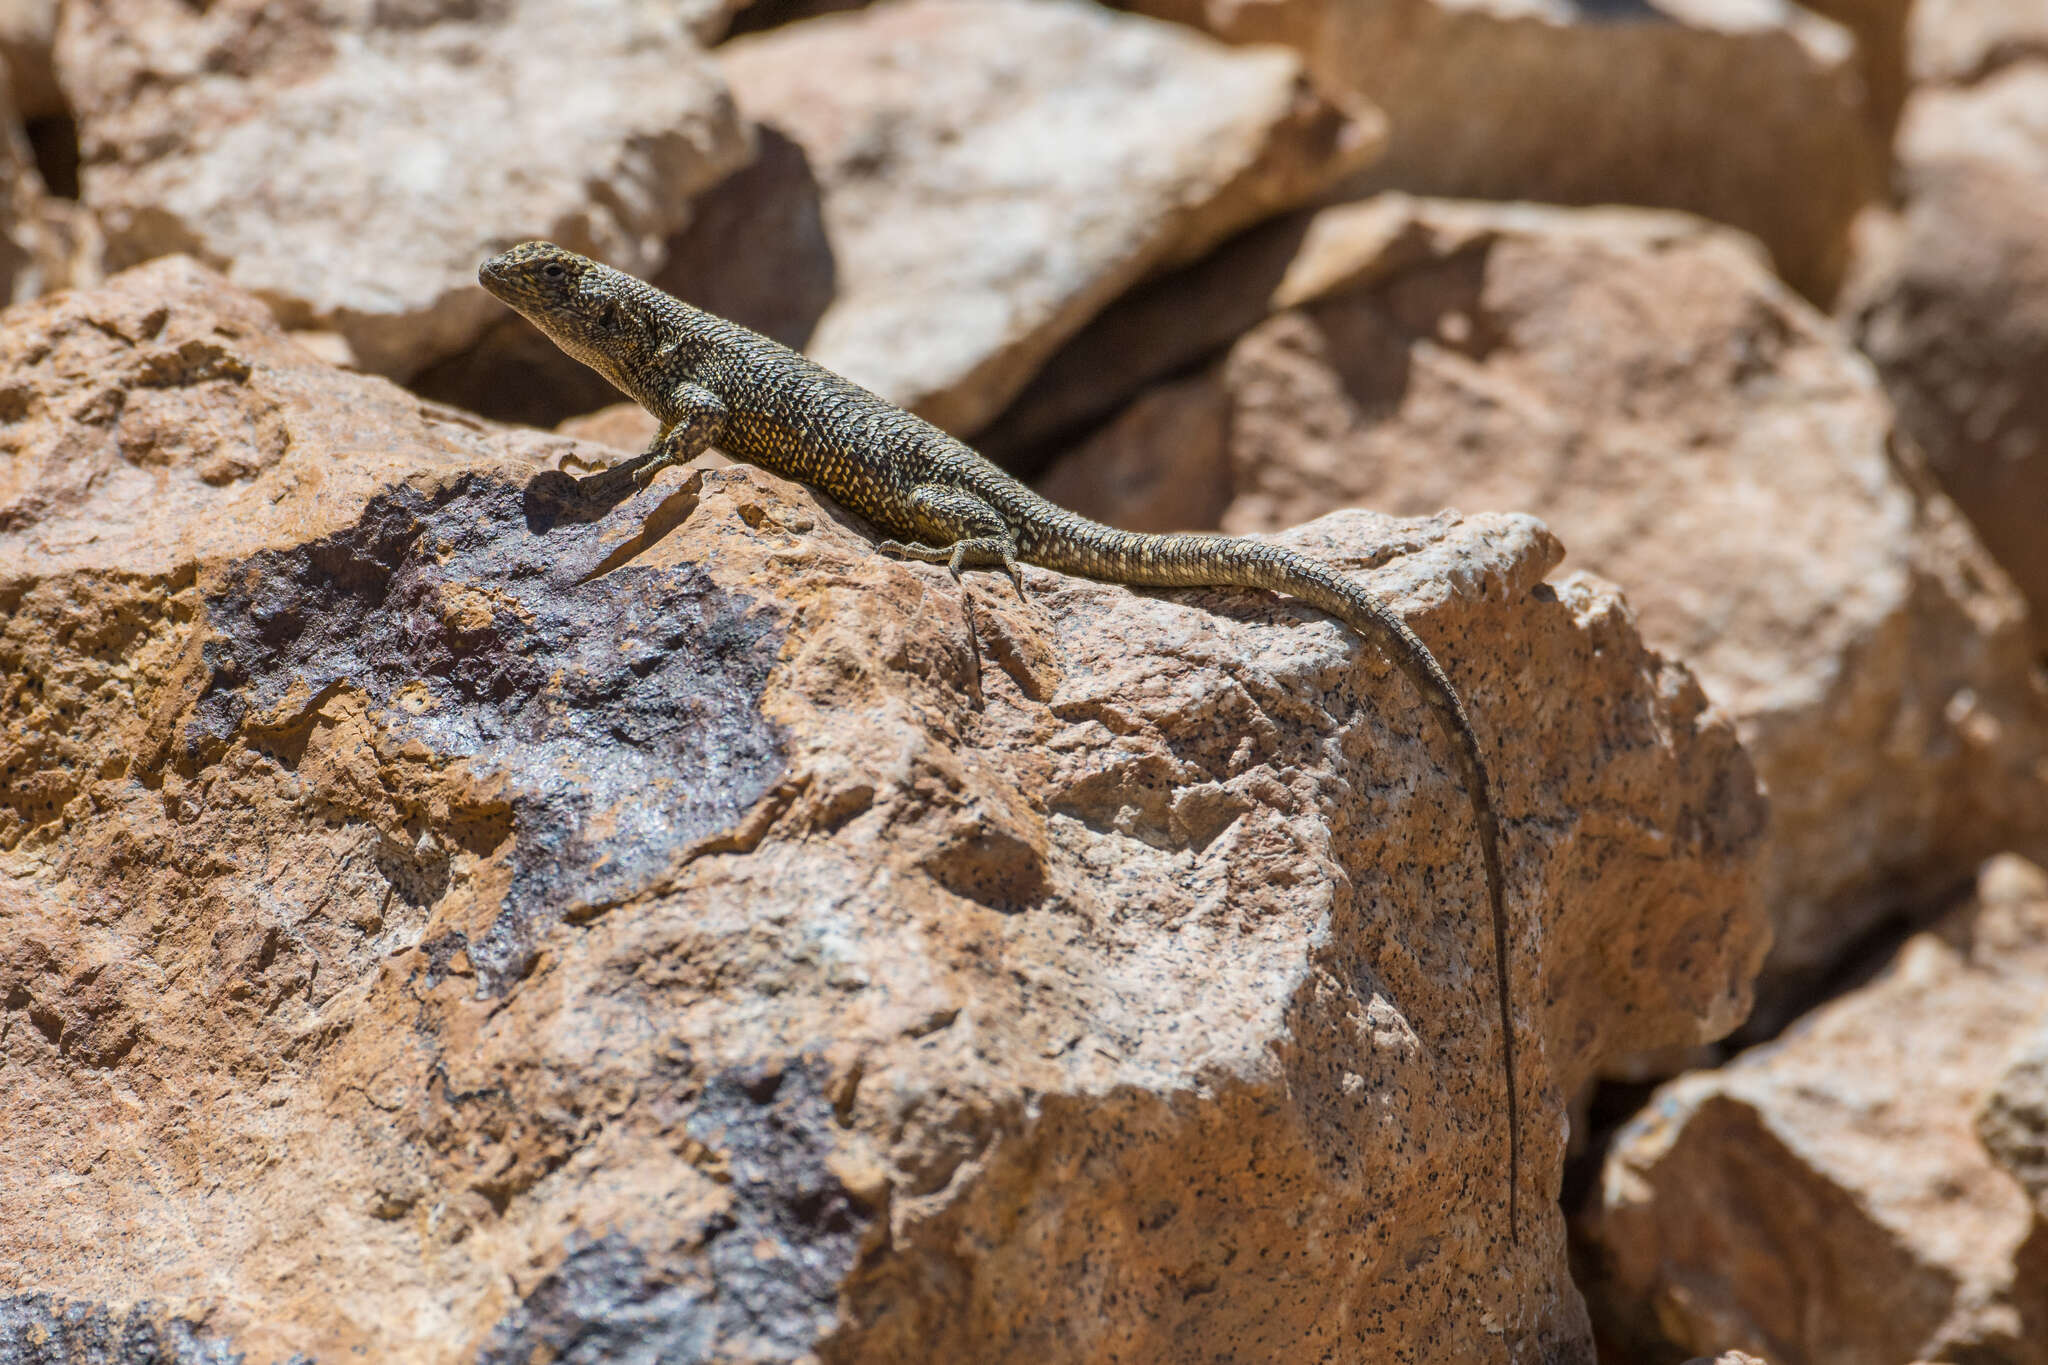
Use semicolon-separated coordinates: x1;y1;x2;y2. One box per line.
713;0;1385;437
1796;0;1915;135
1682;1355;1774;1365
1909;0;2048;84
1115;0;1883;301
1846;64;2048;637
0;0;60;119
0;63;97;306
1039;196;2048;1012
53;0;751;380
554;402;662;459
1585;854;2048;1364
1981;1013;2048;1225
0;260;1769;1361
982;192;1500;465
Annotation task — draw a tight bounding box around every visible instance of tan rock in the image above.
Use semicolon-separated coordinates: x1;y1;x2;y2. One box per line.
1792;0;1913;135
1040;196;2048;1008
1586;854;2048;1364
1847;65;2048;637
0;0;60;118
1909;0;2048;84
0;61;93;306
715;0;1385;437
53;0;751;379
1980;1011;2048;1220
554;402;662;459
983;192;1551;463
1117;0;1883;300
0;260;1768;1361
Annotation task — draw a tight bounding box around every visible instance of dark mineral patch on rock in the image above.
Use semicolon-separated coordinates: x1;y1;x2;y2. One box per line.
688;1059;873;1354
475;1234;714;1365
0;1294;258;1365
195;472;787;993
479;1061;869;1364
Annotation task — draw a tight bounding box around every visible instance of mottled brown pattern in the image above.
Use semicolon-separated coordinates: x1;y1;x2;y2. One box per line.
478;241;1521;1238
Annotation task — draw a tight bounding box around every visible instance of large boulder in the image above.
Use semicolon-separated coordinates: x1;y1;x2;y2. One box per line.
1114;0;1885;300
52;0;752;380
0;259;1768;1361
1037;196;2048;1014
1585;854;2048;1364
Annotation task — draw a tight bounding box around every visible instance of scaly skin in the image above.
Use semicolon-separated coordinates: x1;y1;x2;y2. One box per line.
479;241;1521;1241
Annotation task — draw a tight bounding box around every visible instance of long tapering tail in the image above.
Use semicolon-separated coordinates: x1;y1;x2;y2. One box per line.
1023;518;1519;1241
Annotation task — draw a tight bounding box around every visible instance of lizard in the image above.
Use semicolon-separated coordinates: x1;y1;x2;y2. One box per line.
478;240;1522;1243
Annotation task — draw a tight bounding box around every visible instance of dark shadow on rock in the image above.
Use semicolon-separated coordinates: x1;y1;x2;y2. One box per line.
408;310;626;431
656;124;836;353
975;210;1321;477
723;0;874;40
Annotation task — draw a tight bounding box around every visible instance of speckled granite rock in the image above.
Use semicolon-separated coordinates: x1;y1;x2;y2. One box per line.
0;260;1767;1362
53;0;750;380
1114;0;1883;300
1585;855;2048;1364
1039;196;2048;1019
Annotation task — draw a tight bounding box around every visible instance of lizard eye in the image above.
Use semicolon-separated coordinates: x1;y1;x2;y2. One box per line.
541;261;565;281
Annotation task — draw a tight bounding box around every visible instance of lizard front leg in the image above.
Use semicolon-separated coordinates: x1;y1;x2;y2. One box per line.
632;382;728;489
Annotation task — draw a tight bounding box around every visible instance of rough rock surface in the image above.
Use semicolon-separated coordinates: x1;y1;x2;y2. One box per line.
1585;855;2048;1365
1847;63;2048;636
713;0;1384;437
1980;1012;2048;1222
0;261;1769;1361
52;0;751;380
1115;0;1883;300
1040;196;2048;1010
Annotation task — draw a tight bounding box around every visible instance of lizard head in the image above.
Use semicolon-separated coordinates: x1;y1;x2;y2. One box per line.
478;242;663;394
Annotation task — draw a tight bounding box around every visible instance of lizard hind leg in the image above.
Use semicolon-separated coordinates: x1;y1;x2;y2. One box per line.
874;484;1026;697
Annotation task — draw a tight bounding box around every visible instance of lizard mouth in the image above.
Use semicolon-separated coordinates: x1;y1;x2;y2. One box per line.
477;254;512;298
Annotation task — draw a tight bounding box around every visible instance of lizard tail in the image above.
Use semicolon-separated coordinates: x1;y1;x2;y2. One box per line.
1030;525;1520;1242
